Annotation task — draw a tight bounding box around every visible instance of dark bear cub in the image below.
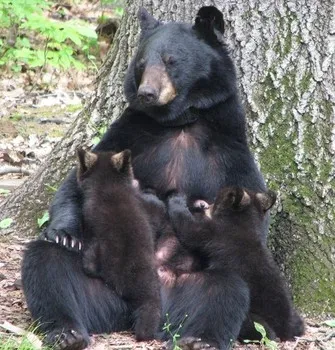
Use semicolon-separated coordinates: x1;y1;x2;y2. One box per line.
167;187;304;341
76;148;160;341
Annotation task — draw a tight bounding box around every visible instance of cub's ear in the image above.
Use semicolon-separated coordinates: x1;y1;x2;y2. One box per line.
111;149;134;177
256;190;277;212
138;8;160;32
230;187;251;209
214;187;250;214
194;6;225;43
76;148;98;180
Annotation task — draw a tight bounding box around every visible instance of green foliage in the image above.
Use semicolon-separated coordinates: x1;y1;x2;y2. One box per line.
243;322;278;350
100;0;124;17
0;217;13;229
0;337;36;350
45;183;58;193
0;0;98;72
0;188;10;195
37;211;49;228
0;332;48;350
323;319;335;328
92;124;108;145
162;313;188;350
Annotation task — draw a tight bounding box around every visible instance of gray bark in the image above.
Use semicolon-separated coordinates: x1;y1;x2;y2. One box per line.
0;0;334;315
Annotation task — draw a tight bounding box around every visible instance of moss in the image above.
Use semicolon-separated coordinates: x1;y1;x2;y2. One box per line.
272;195;335;315
290;242;335;314
299;72;313;92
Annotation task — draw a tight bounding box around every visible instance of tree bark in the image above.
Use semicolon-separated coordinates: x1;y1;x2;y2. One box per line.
1;0;334;315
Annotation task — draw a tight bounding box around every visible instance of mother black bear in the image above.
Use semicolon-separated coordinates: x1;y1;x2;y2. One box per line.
22;6;269;350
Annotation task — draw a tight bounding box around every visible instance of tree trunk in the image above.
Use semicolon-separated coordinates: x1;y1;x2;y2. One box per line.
1;0;334;315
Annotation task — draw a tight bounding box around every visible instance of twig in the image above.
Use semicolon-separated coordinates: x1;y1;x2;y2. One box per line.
0;165;31;176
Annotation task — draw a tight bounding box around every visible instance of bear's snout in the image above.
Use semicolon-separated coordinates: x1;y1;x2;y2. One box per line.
138;65;176;106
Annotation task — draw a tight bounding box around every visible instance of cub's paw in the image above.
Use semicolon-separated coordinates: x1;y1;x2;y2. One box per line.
192;199;209;210
167;193;188;209
45;328;89;350
40;228;83;252
166;337;219;350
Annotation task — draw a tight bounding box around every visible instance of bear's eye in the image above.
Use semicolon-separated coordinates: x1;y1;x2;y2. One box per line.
163;55;176;67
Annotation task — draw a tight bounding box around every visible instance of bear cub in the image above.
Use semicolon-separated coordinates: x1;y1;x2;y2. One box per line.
76;148;161;341
167;187;304;341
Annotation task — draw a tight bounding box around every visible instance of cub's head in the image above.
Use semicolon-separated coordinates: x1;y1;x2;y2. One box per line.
201;187;276;223
124;6;236;125
76;149;134;187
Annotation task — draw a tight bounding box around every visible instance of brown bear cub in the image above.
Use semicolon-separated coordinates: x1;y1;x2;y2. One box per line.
76;148;161;341
167;187;304;341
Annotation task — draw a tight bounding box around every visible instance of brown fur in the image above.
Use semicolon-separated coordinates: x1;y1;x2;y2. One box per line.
167;187;305;341
77;149;161;341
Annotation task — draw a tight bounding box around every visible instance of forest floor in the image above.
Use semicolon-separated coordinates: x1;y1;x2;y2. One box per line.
0;32;334;350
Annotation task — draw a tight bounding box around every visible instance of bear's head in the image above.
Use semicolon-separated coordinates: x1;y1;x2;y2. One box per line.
124;6;237;125
209;187;276;229
76;148;135;189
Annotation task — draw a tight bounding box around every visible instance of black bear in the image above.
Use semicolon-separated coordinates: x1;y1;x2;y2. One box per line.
166;188;305;341
76;148;161;341
22;6;270;350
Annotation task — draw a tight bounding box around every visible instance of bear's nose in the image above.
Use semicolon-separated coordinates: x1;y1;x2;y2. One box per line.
137;86;159;105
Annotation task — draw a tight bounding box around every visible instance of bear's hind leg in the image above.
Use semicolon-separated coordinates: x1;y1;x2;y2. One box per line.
22;240;130;350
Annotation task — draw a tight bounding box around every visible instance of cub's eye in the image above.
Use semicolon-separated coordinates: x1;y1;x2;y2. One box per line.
163;55;176;67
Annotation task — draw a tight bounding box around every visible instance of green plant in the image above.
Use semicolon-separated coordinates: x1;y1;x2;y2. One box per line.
323;319;335;327
100;0;124;17
0;0;98;72
37;211;49;228
45;183;58;193
243;322;278;350
162;313;188;350
92;124;108;145
0;217;13;229
0;188;10;195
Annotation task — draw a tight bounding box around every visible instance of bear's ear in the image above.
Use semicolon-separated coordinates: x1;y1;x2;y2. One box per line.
194;6;225;44
76;148;98;179
110;149;134;177
138;8;160;32
256;190;277;212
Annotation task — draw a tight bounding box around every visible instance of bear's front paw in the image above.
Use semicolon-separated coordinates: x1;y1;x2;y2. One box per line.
45;328;89;350
40;228;83;252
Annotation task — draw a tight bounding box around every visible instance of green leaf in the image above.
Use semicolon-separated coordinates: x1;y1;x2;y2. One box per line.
72;25;97;39
254;322;267;338
92;136;101;145
45;184;58;193
0;188;10;195
0;218;13;229
323;320;335;327
37;211;49;228
264;339;278;350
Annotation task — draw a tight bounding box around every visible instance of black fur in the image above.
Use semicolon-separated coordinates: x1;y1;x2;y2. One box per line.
23;7;267;350
77;149;160;341
167;188;305;341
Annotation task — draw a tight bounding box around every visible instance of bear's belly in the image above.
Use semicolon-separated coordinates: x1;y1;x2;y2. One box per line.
132;129;223;201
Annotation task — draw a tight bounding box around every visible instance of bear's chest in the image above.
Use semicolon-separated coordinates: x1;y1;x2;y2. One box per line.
132;124;225;201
